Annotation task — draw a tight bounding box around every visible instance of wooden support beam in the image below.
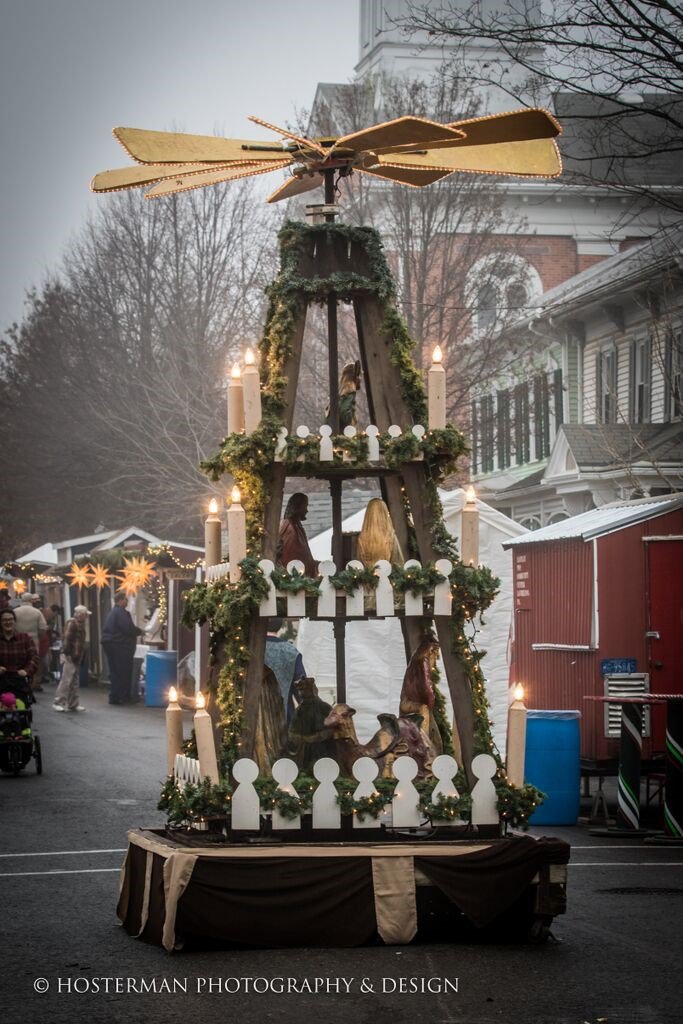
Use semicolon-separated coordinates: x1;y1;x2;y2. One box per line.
239;305;307;759
355;295;476;787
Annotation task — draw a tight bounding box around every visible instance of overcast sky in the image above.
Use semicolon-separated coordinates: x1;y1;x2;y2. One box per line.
0;0;360;332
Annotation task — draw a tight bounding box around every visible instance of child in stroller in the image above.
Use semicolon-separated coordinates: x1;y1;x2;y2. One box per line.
0;678;42;775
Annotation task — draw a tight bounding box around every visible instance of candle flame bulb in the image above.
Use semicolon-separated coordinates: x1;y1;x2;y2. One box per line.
432;344;443;364
208;498;218;515
168;686;178;704
514;683;525;702
230;485;241;504
465;485;477;504
230;362;241;379
245;347;255;366
195;690;206;710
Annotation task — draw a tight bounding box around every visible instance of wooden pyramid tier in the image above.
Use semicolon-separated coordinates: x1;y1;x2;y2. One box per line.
194;219;502;791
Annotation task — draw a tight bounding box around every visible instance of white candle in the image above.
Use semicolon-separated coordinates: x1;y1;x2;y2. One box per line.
166;685;184;776
242;347;262;434
204;498;222;569
460;485;479;566
228;485;247;583
227;363;244;434
428;344;446;429
506;683;528;787
194;690;220;785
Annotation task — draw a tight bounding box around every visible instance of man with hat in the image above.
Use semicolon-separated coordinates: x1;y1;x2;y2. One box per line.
53;604;91;712
14;593;48;691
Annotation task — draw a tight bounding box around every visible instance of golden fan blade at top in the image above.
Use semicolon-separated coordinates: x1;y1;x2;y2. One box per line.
91;161;258;193
358;164;454;187
247;116;328;159
113;126;289;165
448;108;561;147
379;137;561;178
145;161;292;199
92;106;563;201
267;172;324;204
332;116;466;155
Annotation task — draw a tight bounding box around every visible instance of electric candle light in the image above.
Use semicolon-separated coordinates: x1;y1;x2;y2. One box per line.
242;347;262;435
228;485;247;583
204;497;222;569
506;683;528;787
166;685;184;776
460;485;479;566
193;690;220;785
227;362;245;435
428;344;446;429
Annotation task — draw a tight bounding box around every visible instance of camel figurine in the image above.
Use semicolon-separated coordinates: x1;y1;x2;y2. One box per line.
323;704;401;777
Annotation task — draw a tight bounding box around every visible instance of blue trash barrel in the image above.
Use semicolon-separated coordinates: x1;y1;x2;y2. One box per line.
524;710;581;825
145;651;177;708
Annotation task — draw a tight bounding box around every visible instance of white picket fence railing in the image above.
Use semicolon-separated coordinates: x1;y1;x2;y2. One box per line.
174;753;203;789
256;557;453;617
274;423;428;465
207;556;453;615
173;752;499;830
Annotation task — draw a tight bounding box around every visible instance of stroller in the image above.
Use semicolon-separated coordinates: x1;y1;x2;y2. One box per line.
0;676;42;776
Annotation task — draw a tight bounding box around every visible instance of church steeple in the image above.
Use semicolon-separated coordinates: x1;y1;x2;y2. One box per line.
356;0;547;113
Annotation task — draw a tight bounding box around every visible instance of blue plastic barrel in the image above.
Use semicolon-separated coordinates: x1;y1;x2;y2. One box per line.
145;651;177;708
524;710;581;825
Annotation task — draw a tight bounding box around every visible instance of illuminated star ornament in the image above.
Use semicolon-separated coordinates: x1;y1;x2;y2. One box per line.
116;556;157;596
89;563;111;589
67;561;92;588
91;108;562;204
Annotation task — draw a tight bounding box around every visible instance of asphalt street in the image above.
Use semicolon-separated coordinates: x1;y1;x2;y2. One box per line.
1;683;682;1024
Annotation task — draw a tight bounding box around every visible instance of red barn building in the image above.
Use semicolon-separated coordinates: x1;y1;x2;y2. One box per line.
504;494;683;763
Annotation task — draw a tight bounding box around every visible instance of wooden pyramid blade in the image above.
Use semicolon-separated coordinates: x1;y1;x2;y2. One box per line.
449;108;562;146
266;173;323;204
380;137;562;178
332;116;465;155
144;161;291;199
248;116;328;158
91;162;252;193
359;164;453;187
113;126;289;165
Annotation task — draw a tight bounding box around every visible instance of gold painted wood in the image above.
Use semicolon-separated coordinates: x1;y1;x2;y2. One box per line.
450;107;561;145
332;115;465;154
359;165;452;187
91;162;253;193
113;126;289;164
247;115;328;158
266;172;323;203
144;161;290;198
91;107;564;200
379;137;562;178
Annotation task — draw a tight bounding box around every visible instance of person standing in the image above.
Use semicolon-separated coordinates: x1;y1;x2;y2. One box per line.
101;592;144;705
53;605;90;712
14;593;48;691
265;618;307;722
0;608;39;703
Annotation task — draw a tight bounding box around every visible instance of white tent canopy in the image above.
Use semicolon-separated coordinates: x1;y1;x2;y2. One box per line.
296;488;528;754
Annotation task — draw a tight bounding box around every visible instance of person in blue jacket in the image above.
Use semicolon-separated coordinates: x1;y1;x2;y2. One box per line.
101;591;144;705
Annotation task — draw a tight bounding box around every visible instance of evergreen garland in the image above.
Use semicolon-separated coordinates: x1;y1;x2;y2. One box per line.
330;564;378;595
270;565;321;596
158;776;233;826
